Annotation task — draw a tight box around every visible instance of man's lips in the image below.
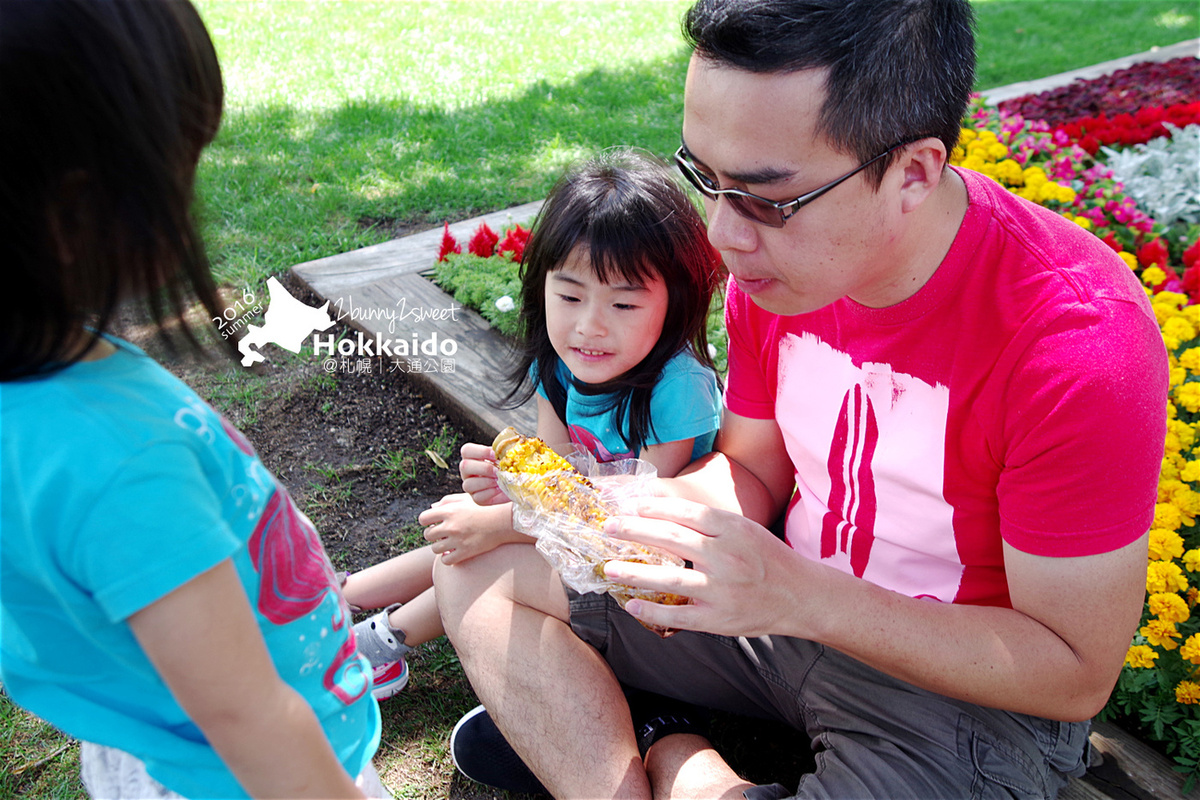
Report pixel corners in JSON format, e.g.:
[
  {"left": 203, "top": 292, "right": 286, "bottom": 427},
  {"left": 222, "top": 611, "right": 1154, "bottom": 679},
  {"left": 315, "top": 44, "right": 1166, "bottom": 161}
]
[{"left": 731, "top": 273, "right": 774, "bottom": 294}]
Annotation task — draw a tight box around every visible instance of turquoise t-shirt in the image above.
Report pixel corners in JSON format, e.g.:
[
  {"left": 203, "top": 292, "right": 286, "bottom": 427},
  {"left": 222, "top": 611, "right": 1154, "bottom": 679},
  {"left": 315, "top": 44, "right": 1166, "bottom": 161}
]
[
  {"left": 536, "top": 350, "right": 721, "bottom": 462},
  {"left": 0, "top": 338, "right": 379, "bottom": 798}
]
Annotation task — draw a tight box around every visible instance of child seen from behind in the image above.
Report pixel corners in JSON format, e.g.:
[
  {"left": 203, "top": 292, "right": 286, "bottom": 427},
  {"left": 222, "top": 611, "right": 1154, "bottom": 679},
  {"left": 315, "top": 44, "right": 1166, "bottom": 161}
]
[{"left": 0, "top": 1, "right": 385, "bottom": 797}]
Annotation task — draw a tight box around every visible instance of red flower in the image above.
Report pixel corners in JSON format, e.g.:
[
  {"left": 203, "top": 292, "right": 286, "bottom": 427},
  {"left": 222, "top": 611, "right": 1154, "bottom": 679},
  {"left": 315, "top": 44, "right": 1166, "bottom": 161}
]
[
  {"left": 468, "top": 222, "right": 499, "bottom": 258},
  {"left": 1137, "top": 238, "right": 1169, "bottom": 269},
  {"left": 1184, "top": 238, "right": 1200, "bottom": 270},
  {"left": 497, "top": 224, "right": 531, "bottom": 262},
  {"left": 1183, "top": 263, "right": 1200, "bottom": 304},
  {"left": 437, "top": 222, "right": 461, "bottom": 262},
  {"left": 1101, "top": 231, "right": 1124, "bottom": 253}
]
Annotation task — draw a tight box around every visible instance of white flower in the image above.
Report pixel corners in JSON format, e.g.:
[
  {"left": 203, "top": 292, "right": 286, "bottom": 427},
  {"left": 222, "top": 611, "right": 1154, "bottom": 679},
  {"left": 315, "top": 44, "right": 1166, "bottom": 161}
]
[
  {"left": 1102, "top": 124, "right": 1200, "bottom": 228},
  {"left": 707, "top": 343, "right": 718, "bottom": 359},
  {"left": 495, "top": 295, "right": 516, "bottom": 312}
]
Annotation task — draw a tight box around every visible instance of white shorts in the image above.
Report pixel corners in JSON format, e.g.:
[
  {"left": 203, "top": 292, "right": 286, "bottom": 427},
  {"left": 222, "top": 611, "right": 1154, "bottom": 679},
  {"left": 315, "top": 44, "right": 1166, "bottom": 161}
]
[{"left": 80, "top": 741, "right": 392, "bottom": 799}]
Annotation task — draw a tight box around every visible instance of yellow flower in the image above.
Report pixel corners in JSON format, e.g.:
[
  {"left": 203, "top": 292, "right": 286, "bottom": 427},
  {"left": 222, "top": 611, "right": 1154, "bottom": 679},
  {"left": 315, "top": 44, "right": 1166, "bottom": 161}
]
[
  {"left": 1154, "top": 502, "right": 1185, "bottom": 531},
  {"left": 1149, "top": 560, "right": 1189, "bottom": 592},
  {"left": 1175, "top": 383, "right": 1200, "bottom": 414},
  {"left": 1185, "top": 549, "right": 1200, "bottom": 572},
  {"left": 1177, "top": 680, "right": 1200, "bottom": 704},
  {"left": 1143, "top": 266, "right": 1169, "bottom": 288},
  {"left": 1181, "top": 348, "right": 1200, "bottom": 375},
  {"left": 1172, "top": 488, "right": 1200, "bottom": 525},
  {"left": 1149, "top": 528, "right": 1186, "bottom": 561},
  {"left": 1149, "top": 591, "right": 1190, "bottom": 624},
  {"left": 1118, "top": 251, "right": 1139, "bottom": 270},
  {"left": 1141, "top": 619, "right": 1182, "bottom": 650},
  {"left": 1072, "top": 215, "right": 1093, "bottom": 231},
  {"left": 1181, "top": 633, "right": 1200, "bottom": 664},
  {"left": 1125, "top": 644, "right": 1159, "bottom": 668},
  {"left": 1164, "top": 317, "right": 1198, "bottom": 351}
]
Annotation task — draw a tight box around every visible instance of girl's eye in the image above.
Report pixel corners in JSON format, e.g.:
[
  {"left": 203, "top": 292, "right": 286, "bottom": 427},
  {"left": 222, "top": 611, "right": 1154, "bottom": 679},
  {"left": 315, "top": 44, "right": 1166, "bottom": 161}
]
[
  {"left": 613, "top": 303, "right": 638, "bottom": 311},
  {"left": 556, "top": 294, "right": 580, "bottom": 303}
]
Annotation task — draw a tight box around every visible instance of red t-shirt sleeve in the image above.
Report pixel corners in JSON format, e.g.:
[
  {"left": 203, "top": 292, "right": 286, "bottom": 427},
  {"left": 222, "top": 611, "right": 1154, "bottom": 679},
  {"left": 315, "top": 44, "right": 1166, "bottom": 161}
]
[{"left": 997, "top": 295, "right": 1167, "bottom": 557}]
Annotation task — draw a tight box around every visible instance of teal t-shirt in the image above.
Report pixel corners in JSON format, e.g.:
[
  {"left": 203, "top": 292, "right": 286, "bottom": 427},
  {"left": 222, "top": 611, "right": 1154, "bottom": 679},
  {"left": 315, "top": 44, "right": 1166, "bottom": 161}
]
[
  {"left": 536, "top": 350, "right": 721, "bottom": 462},
  {"left": 0, "top": 338, "right": 379, "bottom": 798}
]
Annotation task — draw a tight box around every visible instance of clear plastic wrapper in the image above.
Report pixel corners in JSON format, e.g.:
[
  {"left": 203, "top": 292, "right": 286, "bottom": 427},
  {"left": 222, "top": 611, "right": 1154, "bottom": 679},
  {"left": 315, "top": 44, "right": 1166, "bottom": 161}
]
[{"left": 492, "top": 427, "right": 689, "bottom": 637}]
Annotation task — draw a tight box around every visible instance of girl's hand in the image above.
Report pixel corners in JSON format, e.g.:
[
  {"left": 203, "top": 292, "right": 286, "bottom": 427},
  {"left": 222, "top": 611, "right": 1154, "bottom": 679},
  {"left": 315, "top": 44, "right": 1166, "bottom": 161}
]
[
  {"left": 459, "top": 442, "right": 508, "bottom": 506},
  {"left": 419, "top": 493, "right": 527, "bottom": 565}
]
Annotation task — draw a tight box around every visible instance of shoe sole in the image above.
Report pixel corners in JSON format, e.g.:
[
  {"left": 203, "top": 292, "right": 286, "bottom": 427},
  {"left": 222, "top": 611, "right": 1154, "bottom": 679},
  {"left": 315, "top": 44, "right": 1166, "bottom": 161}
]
[{"left": 371, "top": 662, "right": 409, "bottom": 699}]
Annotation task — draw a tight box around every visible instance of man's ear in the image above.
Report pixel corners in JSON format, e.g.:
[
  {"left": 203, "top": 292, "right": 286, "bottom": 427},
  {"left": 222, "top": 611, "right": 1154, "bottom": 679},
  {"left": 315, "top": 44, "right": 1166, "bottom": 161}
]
[{"left": 897, "top": 138, "right": 949, "bottom": 214}]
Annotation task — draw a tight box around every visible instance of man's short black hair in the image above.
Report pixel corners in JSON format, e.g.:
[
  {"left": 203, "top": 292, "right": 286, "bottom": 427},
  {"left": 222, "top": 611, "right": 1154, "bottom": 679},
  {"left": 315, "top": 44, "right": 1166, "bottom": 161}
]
[{"left": 682, "top": 0, "right": 976, "bottom": 183}]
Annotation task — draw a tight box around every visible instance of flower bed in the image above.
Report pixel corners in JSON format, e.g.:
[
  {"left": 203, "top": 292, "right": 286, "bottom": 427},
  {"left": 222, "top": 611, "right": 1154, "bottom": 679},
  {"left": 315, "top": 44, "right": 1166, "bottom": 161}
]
[
  {"left": 966, "top": 64, "right": 1200, "bottom": 788},
  {"left": 431, "top": 55, "right": 1200, "bottom": 788}
]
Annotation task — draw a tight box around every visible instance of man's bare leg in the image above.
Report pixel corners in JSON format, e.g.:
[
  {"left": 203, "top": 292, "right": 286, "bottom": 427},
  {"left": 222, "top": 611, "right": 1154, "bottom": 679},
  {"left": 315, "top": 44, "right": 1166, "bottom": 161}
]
[
  {"left": 644, "top": 734, "right": 754, "bottom": 800},
  {"left": 434, "top": 542, "right": 651, "bottom": 798}
]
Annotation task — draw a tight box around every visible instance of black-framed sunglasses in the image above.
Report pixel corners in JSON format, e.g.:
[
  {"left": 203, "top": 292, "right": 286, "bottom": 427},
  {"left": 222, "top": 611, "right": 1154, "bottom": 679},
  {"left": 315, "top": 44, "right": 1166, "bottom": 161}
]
[{"left": 674, "top": 139, "right": 916, "bottom": 228}]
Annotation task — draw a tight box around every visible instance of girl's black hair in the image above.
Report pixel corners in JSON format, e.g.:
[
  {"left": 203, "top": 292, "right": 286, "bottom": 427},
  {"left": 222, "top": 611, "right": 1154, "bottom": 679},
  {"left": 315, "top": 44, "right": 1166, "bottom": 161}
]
[
  {"left": 0, "top": 0, "right": 229, "bottom": 380},
  {"left": 500, "top": 148, "right": 724, "bottom": 455}
]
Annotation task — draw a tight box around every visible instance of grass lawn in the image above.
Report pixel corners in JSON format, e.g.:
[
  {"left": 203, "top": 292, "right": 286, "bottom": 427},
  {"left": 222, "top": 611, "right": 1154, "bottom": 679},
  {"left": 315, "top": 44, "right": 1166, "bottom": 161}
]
[
  {"left": 192, "top": 0, "right": 1198, "bottom": 290},
  {"left": 2, "top": 1, "right": 1197, "bottom": 797}
]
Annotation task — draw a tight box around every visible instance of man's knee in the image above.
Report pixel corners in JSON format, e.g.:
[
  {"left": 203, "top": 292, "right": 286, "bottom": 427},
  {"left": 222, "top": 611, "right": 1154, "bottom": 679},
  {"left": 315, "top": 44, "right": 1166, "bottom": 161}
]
[{"left": 433, "top": 542, "right": 569, "bottom": 629}]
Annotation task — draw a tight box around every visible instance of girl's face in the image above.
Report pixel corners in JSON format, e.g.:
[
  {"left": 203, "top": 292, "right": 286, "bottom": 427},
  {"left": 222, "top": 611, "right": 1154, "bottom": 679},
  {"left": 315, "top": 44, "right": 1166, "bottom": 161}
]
[{"left": 544, "top": 245, "right": 668, "bottom": 386}]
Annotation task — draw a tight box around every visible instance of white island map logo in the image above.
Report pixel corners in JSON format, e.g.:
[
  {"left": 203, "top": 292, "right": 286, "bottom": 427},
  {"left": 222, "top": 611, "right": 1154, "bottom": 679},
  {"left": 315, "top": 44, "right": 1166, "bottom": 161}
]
[
  {"left": 220, "top": 277, "right": 462, "bottom": 374},
  {"left": 236, "top": 277, "right": 335, "bottom": 366}
]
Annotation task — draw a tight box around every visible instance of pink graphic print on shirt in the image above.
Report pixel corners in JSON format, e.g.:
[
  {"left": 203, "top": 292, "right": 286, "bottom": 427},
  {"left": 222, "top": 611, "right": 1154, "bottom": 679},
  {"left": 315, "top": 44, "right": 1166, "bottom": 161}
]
[
  {"left": 776, "top": 332, "right": 962, "bottom": 601},
  {"left": 820, "top": 384, "right": 877, "bottom": 577},
  {"left": 223, "top": 418, "right": 368, "bottom": 705},
  {"left": 568, "top": 424, "right": 631, "bottom": 462}
]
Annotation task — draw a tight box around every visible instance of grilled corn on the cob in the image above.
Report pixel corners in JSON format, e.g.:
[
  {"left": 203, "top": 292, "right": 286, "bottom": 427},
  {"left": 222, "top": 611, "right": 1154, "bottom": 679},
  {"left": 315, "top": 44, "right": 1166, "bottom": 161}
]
[{"left": 492, "top": 426, "right": 689, "bottom": 636}]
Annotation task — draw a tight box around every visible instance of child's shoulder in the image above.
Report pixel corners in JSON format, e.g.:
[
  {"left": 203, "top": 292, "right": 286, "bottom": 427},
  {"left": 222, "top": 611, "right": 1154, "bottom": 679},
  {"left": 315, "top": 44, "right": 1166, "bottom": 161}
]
[
  {"left": 658, "top": 348, "right": 719, "bottom": 383},
  {"left": 4, "top": 336, "right": 222, "bottom": 454}
]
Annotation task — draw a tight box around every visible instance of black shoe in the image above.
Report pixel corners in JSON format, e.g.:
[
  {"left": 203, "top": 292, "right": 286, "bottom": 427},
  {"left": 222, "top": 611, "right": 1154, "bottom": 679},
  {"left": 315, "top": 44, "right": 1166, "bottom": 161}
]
[
  {"left": 624, "top": 687, "right": 712, "bottom": 758},
  {"left": 450, "top": 705, "right": 548, "bottom": 795}
]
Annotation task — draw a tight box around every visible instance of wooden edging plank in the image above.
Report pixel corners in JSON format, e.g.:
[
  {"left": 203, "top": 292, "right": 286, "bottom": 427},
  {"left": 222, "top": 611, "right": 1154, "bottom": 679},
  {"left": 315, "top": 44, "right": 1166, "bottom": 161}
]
[{"left": 293, "top": 201, "right": 543, "bottom": 297}]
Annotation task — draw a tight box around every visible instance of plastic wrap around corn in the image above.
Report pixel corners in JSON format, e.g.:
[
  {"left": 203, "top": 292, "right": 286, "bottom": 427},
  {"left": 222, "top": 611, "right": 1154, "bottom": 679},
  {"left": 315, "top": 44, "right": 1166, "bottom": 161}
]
[{"left": 492, "top": 426, "right": 689, "bottom": 637}]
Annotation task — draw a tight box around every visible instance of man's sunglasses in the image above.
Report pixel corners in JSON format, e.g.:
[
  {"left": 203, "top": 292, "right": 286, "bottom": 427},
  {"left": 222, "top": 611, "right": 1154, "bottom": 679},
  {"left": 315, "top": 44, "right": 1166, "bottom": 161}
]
[{"left": 674, "top": 140, "right": 916, "bottom": 229}]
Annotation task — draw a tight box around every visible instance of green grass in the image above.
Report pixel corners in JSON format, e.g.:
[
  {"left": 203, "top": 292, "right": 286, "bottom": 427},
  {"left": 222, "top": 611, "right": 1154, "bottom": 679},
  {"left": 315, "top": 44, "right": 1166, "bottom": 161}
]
[
  {"left": 4, "top": 1, "right": 1197, "bottom": 796},
  {"left": 192, "top": 0, "right": 1197, "bottom": 291}
]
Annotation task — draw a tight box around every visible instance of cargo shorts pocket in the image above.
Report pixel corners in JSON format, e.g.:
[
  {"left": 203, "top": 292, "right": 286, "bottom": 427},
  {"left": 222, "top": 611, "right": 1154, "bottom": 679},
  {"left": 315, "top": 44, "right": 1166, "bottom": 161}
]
[{"left": 957, "top": 714, "right": 1048, "bottom": 800}]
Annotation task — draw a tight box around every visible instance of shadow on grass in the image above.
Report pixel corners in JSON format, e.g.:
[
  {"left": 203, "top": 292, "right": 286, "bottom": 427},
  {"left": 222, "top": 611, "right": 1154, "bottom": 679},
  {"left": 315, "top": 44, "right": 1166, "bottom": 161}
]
[{"left": 200, "top": 49, "right": 692, "bottom": 288}]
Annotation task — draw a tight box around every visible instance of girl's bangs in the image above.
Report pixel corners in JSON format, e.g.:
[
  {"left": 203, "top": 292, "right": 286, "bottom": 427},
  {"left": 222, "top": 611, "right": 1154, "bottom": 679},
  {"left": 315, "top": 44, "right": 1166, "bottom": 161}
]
[{"left": 584, "top": 235, "right": 661, "bottom": 288}]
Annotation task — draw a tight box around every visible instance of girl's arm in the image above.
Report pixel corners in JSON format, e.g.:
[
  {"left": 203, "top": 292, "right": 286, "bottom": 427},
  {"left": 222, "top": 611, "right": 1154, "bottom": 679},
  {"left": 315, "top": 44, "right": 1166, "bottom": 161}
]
[
  {"left": 638, "top": 438, "right": 698, "bottom": 479},
  {"left": 128, "top": 559, "right": 368, "bottom": 800}
]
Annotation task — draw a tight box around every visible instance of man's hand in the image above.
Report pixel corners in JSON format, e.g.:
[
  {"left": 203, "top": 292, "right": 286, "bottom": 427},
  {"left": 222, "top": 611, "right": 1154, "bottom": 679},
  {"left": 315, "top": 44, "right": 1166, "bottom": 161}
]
[{"left": 601, "top": 496, "right": 804, "bottom": 637}]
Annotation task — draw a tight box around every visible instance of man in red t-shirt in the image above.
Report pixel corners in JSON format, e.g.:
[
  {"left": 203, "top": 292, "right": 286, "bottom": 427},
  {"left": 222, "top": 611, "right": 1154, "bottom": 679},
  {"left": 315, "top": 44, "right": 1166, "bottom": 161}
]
[{"left": 437, "top": 1, "right": 1168, "bottom": 797}]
